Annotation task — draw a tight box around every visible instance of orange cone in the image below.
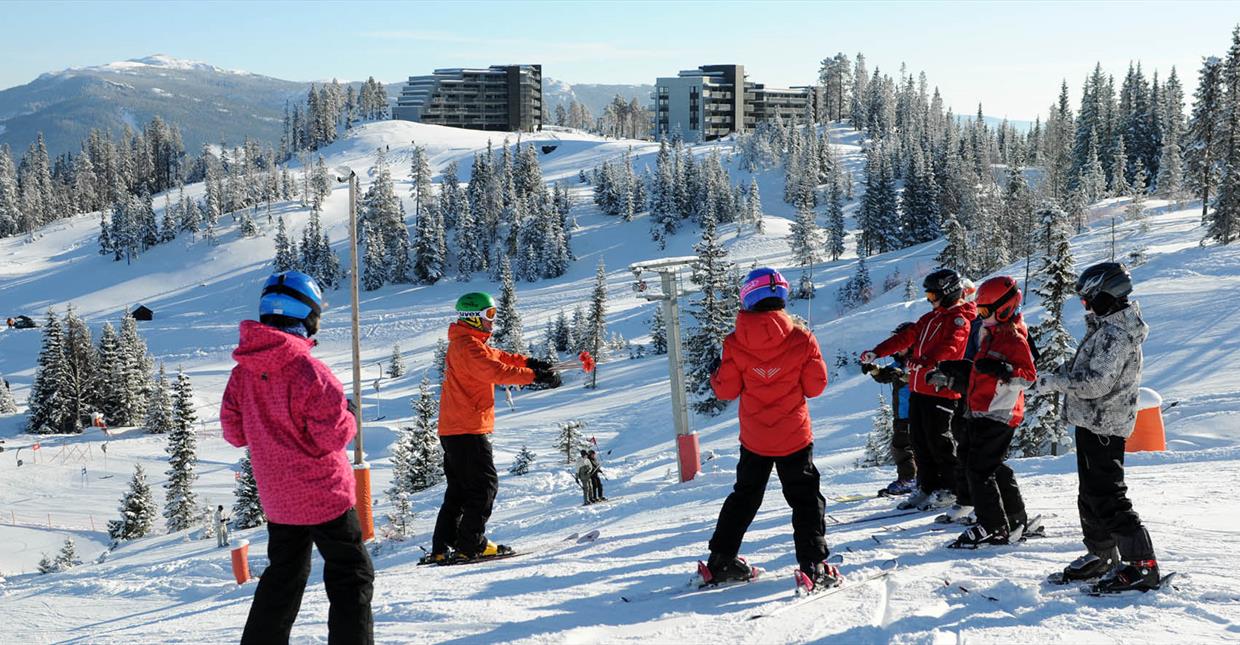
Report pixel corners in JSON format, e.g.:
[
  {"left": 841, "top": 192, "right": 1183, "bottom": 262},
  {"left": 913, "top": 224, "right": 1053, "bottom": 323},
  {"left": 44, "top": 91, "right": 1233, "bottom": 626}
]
[{"left": 1127, "top": 387, "right": 1166, "bottom": 453}]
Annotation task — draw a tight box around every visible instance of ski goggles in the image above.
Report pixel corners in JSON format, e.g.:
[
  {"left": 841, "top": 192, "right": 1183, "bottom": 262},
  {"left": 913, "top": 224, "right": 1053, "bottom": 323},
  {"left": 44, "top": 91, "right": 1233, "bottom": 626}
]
[
  {"left": 458, "top": 307, "right": 498, "bottom": 322},
  {"left": 924, "top": 290, "right": 941, "bottom": 303}
]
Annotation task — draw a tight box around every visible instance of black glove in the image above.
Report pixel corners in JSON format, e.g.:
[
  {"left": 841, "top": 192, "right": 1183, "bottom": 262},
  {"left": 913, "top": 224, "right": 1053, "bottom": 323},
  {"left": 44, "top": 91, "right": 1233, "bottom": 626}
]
[
  {"left": 707, "top": 355, "right": 722, "bottom": 375},
  {"left": 526, "top": 357, "right": 553, "bottom": 372},
  {"left": 532, "top": 366, "right": 562, "bottom": 389},
  {"left": 974, "top": 358, "right": 1014, "bottom": 380},
  {"left": 937, "top": 359, "right": 974, "bottom": 382},
  {"left": 346, "top": 397, "right": 359, "bottom": 417}
]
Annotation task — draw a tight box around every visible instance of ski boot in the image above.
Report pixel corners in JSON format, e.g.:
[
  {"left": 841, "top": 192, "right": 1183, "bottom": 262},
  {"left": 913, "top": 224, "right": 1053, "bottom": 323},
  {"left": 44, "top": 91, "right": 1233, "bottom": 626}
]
[
  {"left": 920, "top": 489, "right": 956, "bottom": 511},
  {"left": 1009, "top": 514, "right": 1044, "bottom": 540},
  {"left": 794, "top": 559, "right": 843, "bottom": 595},
  {"left": 417, "top": 551, "right": 452, "bottom": 566},
  {"left": 453, "top": 539, "right": 514, "bottom": 563},
  {"left": 1047, "top": 546, "right": 1119, "bottom": 585},
  {"left": 947, "top": 524, "right": 1010, "bottom": 549},
  {"left": 935, "top": 503, "right": 974, "bottom": 524},
  {"left": 1088, "top": 559, "right": 1161, "bottom": 594},
  {"left": 698, "top": 553, "right": 759, "bottom": 587},
  {"left": 879, "top": 478, "right": 916, "bottom": 497},
  {"left": 896, "top": 489, "right": 931, "bottom": 510}
]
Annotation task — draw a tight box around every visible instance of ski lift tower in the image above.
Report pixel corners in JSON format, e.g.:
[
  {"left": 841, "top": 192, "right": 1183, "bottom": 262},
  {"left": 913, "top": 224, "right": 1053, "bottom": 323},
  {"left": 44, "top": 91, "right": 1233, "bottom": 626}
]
[{"left": 629, "top": 256, "right": 699, "bottom": 483}]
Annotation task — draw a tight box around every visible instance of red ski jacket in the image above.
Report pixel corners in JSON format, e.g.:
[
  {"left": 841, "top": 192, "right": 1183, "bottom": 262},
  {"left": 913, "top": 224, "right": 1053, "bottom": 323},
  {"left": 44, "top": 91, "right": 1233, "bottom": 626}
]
[
  {"left": 711, "top": 310, "right": 828, "bottom": 458},
  {"left": 967, "top": 315, "right": 1037, "bottom": 427},
  {"left": 221, "top": 321, "right": 356, "bottom": 526},
  {"left": 873, "top": 301, "right": 976, "bottom": 399},
  {"left": 438, "top": 322, "right": 534, "bottom": 437}
]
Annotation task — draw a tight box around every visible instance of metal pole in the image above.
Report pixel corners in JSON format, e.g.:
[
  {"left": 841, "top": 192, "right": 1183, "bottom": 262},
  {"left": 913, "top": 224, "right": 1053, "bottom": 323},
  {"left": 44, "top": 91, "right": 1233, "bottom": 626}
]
[
  {"left": 347, "top": 174, "right": 364, "bottom": 464},
  {"left": 662, "top": 269, "right": 697, "bottom": 482}
]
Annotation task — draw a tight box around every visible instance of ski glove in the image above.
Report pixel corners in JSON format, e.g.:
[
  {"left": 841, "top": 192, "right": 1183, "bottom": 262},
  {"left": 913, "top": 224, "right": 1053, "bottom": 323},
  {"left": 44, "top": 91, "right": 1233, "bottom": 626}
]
[
  {"left": 346, "top": 397, "right": 359, "bottom": 418},
  {"left": 974, "top": 358, "right": 1014, "bottom": 380},
  {"left": 532, "top": 366, "right": 562, "bottom": 389},
  {"left": 859, "top": 350, "right": 878, "bottom": 364},
  {"left": 926, "top": 369, "right": 952, "bottom": 390},
  {"left": 526, "top": 357, "right": 554, "bottom": 372},
  {"left": 707, "top": 355, "right": 722, "bottom": 375}
]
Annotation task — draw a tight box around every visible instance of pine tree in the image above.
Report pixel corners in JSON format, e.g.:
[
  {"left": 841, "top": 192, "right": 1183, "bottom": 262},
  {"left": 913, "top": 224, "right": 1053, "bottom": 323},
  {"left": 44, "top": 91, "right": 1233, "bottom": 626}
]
[
  {"left": 491, "top": 255, "right": 527, "bottom": 354},
  {"left": 0, "top": 377, "right": 16, "bottom": 414},
  {"left": 108, "top": 464, "right": 156, "bottom": 542},
  {"left": 584, "top": 259, "right": 608, "bottom": 389},
  {"left": 231, "top": 449, "right": 265, "bottom": 529},
  {"left": 413, "top": 197, "right": 447, "bottom": 284},
  {"left": 509, "top": 445, "right": 536, "bottom": 475},
  {"left": 649, "top": 305, "right": 668, "bottom": 355},
  {"left": 388, "top": 344, "right": 406, "bottom": 378},
  {"left": 239, "top": 212, "right": 259, "bottom": 238},
  {"left": 26, "top": 309, "right": 70, "bottom": 434},
  {"left": 858, "top": 393, "right": 894, "bottom": 467},
  {"left": 826, "top": 181, "right": 845, "bottom": 261},
  {"left": 164, "top": 368, "right": 199, "bottom": 532},
  {"left": 388, "top": 377, "right": 444, "bottom": 535},
  {"left": 1021, "top": 205, "right": 1075, "bottom": 457},
  {"left": 837, "top": 257, "right": 874, "bottom": 312},
  {"left": 38, "top": 552, "right": 59, "bottom": 575},
  {"left": 54, "top": 536, "right": 81, "bottom": 570},
  {"left": 1209, "top": 26, "right": 1240, "bottom": 245},
  {"left": 61, "top": 306, "right": 97, "bottom": 433},
  {"left": 685, "top": 209, "right": 736, "bottom": 415},
  {"left": 555, "top": 419, "right": 586, "bottom": 464},
  {"left": 115, "top": 314, "right": 152, "bottom": 426},
  {"left": 1186, "top": 56, "right": 1226, "bottom": 224},
  {"left": 273, "top": 216, "right": 297, "bottom": 271},
  {"left": 553, "top": 309, "right": 572, "bottom": 352},
  {"left": 143, "top": 363, "right": 175, "bottom": 434},
  {"left": 937, "top": 215, "right": 969, "bottom": 275},
  {"left": 789, "top": 200, "right": 822, "bottom": 271},
  {"left": 361, "top": 220, "right": 387, "bottom": 291},
  {"left": 433, "top": 337, "right": 449, "bottom": 381}
]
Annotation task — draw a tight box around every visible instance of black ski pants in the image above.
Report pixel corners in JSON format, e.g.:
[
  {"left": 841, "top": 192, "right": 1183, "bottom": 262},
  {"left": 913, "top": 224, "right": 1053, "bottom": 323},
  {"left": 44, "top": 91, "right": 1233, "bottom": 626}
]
[
  {"left": 708, "top": 443, "right": 828, "bottom": 568},
  {"left": 1075, "top": 427, "right": 1156, "bottom": 561},
  {"left": 892, "top": 418, "right": 916, "bottom": 481},
  {"left": 242, "top": 507, "right": 374, "bottom": 645},
  {"left": 433, "top": 433, "right": 498, "bottom": 555},
  {"left": 907, "top": 392, "right": 959, "bottom": 495},
  {"left": 963, "top": 417, "right": 1026, "bottom": 532},
  {"left": 590, "top": 472, "right": 604, "bottom": 500},
  {"left": 952, "top": 398, "right": 972, "bottom": 505}
]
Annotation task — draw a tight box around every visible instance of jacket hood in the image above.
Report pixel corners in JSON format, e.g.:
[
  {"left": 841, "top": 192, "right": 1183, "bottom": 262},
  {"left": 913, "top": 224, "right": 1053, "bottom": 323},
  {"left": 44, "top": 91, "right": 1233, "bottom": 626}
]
[
  {"left": 732, "top": 310, "right": 798, "bottom": 353},
  {"left": 1102, "top": 300, "right": 1149, "bottom": 344},
  {"left": 232, "top": 320, "right": 315, "bottom": 372}
]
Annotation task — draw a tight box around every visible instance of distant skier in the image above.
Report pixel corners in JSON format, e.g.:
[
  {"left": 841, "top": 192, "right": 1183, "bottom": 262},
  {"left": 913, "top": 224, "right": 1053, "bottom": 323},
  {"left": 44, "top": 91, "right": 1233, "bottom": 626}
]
[
  {"left": 1036, "top": 262, "right": 1161, "bottom": 593},
  {"left": 215, "top": 504, "right": 230, "bottom": 548},
  {"left": 861, "top": 269, "right": 975, "bottom": 512},
  {"left": 220, "top": 270, "right": 374, "bottom": 644},
  {"left": 701, "top": 268, "right": 837, "bottom": 591},
  {"left": 940, "top": 276, "right": 1035, "bottom": 548},
  {"left": 587, "top": 449, "right": 606, "bottom": 502},
  {"left": 575, "top": 449, "right": 596, "bottom": 505},
  {"left": 863, "top": 323, "right": 916, "bottom": 497},
  {"left": 425, "top": 292, "right": 562, "bottom": 564}
]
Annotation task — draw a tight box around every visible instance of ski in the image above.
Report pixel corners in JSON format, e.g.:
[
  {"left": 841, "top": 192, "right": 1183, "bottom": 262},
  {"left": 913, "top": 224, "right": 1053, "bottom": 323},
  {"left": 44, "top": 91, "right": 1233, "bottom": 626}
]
[
  {"left": 829, "top": 493, "right": 872, "bottom": 503},
  {"left": 1082, "top": 572, "right": 1178, "bottom": 596},
  {"left": 693, "top": 557, "right": 762, "bottom": 590},
  {"left": 827, "top": 509, "right": 927, "bottom": 527},
  {"left": 417, "top": 528, "right": 600, "bottom": 566},
  {"left": 747, "top": 558, "right": 899, "bottom": 620}
]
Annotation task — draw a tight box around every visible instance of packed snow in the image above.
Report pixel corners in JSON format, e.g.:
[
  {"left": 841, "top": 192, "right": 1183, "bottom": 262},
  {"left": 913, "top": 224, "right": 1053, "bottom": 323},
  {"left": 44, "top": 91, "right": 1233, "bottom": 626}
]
[{"left": 1, "top": 120, "right": 1238, "bottom": 643}]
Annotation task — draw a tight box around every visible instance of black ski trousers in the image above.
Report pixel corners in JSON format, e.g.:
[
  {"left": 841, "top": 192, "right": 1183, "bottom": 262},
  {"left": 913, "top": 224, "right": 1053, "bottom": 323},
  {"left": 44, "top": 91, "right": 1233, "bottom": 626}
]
[
  {"left": 908, "top": 392, "right": 959, "bottom": 495},
  {"left": 708, "top": 443, "right": 828, "bottom": 568},
  {"left": 963, "top": 417, "right": 1026, "bottom": 532},
  {"left": 242, "top": 507, "right": 374, "bottom": 645},
  {"left": 1075, "top": 427, "right": 1156, "bottom": 561},
  {"left": 952, "top": 398, "right": 972, "bottom": 505},
  {"left": 892, "top": 418, "right": 916, "bottom": 481},
  {"left": 433, "top": 433, "right": 498, "bottom": 555},
  {"left": 590, "top": 472, "right": 604, "bottom": 500}
]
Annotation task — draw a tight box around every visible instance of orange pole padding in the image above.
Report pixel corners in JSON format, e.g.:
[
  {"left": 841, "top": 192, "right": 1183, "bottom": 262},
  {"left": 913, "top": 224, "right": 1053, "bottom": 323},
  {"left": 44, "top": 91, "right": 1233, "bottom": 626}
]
[
  {"left": 353, "top": 463, "right": 374, "bottom": 542},
  {"left": 676, "top": 433, "right": 701, "bottom": 483},
  {"left": 231, "top": 540, "right": 252, "bottom": 584},
  {"left": 1127, "top": 387, "right": 1167, "bottom": 453}
]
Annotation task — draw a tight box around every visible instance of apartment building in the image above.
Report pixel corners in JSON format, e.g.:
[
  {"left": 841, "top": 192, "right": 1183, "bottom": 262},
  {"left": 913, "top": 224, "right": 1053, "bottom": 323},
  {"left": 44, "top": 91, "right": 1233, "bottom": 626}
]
[
  {"left": 392, "top": 64, "right": 542, "bottom": 132},
  {"left": 653, "top": 64, "right": 811, "bottom": 142}
]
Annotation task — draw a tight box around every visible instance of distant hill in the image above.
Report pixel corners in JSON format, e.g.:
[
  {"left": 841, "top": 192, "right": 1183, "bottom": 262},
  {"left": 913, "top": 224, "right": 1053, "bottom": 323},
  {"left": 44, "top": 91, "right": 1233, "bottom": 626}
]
[
  {"left": 0, "top": 55, "right": 334, "bottom": 156},
  {"left": 543, "top": 78, "right": 653, "bottom": 119}
]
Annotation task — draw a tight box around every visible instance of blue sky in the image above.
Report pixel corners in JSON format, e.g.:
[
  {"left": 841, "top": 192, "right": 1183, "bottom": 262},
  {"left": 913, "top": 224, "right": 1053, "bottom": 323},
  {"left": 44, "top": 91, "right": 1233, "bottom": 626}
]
[{"left": 1, "top": 1, "right": 1233, "bottom": 120}]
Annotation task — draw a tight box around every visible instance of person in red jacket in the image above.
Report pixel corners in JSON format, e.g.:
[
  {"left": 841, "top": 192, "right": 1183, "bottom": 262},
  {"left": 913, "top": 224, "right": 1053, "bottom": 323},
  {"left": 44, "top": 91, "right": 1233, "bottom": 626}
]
[
  {"left": 426, "top": 292, "right": 561, "bottom": 565},
  {"left": 220, "top": 270, "right": 373, "bottom": 645},
  {"left": 861, "top": 268, "right": 975, "bottom": 512},
  {"left": 700, "top": 268, "right": 837, "bottom": 592},
  {"left": 940, "top": 276, "right": 1036, "bottom": 549}
]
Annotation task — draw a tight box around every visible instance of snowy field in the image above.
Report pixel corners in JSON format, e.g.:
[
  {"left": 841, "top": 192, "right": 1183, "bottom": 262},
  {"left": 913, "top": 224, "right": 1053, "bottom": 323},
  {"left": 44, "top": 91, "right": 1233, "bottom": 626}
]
[{"left": 1, "top": 121, "right": 1238, "bottom": 643}]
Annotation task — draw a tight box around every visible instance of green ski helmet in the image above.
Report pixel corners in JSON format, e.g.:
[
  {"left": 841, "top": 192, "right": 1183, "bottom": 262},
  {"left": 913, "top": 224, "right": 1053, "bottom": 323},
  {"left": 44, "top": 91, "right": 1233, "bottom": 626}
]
[{"left": 455, "top": 292, "right": 497, "bottom": 330}]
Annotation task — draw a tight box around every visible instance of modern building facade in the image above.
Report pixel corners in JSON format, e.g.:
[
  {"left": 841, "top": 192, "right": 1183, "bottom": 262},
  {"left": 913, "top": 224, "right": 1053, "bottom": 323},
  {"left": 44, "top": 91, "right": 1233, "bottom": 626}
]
[
  {"left": 652, "top": 65, "right": 812, "bottom": 142},
  {"left": 392, "top": 64, "right": 542, "bottom": 132}
]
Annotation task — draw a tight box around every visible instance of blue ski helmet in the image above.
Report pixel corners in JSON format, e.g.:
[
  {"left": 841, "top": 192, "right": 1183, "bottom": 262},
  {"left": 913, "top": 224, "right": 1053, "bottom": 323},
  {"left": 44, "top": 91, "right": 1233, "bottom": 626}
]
[
  {"left": 259, "top": 271, "right": 324, "bottom": 321},
  {"left": 740, "top": 268, "right": 790, "bottom": 311}
]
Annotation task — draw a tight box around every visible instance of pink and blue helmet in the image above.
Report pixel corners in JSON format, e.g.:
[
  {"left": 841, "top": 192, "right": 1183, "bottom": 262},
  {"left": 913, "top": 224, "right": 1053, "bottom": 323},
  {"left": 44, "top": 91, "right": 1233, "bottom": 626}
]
[{"left": 740, "top": 268, "right": 790, "bottom": 311}]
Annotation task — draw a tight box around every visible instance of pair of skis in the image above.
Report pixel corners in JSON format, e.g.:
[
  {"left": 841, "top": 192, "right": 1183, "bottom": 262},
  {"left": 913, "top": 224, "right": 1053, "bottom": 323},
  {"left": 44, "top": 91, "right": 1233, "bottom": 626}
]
[{"left": 417, "top": 529, "right": 600, "bottom": 567}]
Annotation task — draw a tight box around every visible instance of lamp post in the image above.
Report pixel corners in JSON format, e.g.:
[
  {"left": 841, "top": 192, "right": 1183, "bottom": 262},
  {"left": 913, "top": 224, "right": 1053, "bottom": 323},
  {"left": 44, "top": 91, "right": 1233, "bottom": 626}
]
[{"left": 336, "top": 165, "right": 373, "bottom": 541}]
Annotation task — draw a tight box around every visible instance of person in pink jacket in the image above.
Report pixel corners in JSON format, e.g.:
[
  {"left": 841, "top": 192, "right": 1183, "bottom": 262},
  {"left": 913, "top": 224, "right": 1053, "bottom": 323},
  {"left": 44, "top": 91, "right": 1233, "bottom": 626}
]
[{"left": 221, "top": 271, "right": 374, "bottom": 645}]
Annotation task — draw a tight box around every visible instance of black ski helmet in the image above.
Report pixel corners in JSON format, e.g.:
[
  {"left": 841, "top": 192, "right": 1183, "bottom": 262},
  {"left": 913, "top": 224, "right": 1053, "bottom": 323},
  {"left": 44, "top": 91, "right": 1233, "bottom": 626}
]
[
  {"left": 1076, "top": 262, "right": 1132, "bottom": 315},
  {"left": 922, "top": 268, "right": 963, "bottom": 303}
]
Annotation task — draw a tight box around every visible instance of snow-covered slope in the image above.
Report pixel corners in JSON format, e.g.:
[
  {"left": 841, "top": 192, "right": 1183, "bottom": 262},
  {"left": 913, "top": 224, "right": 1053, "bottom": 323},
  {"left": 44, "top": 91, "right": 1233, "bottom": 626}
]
[{"left": 1, "top": 121, "right": 1238, "bottom": 643}]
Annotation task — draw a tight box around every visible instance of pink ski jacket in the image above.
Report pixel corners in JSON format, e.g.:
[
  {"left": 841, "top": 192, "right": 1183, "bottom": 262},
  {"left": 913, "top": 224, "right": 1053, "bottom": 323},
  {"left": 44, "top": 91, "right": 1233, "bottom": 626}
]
[{"left": 221, "top": 321, "right": 356, "bottom": 525}]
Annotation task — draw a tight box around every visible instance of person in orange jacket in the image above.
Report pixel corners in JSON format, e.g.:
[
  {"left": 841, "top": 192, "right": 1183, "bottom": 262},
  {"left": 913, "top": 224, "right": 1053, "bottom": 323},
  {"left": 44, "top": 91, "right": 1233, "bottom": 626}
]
[{"left": 425, "top": 292, "right": 561, "bottom": 564}]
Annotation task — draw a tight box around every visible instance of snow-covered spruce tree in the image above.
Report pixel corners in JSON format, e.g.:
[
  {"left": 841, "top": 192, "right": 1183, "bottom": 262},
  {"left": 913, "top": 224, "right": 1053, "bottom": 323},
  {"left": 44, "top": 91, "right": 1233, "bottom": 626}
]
[
  {"left": 361, "top": 220, "right": 387, "bottom": 291},
  {"left": 54, "top": 536, "right": 81, "bottom": 570},
  {"left": 37, "top": 552, "right": 59, "bottom": 574},
  {"left": 0, "top": 376, "right": 16, "bottom": 414},
  {"left": 649, "top": 305, "right": 668, "bottom": 355},
  {"left": 388, "top": 344, "right": 406, "bottom": 378},
  {"left": 584, "top": 259, "right": 608, "bottom": 389},
  {"left": 61, "top": 306, "right": 97, "bottom": 433},
  {"left": 685, "top": 209, "right": 736, "bottom": 415},
  {"left": 1021, "top": 205, "right": 1076, "bottom": 457},
  {"left": 433, "top": 337, "right": 449, "bottom": 382},
  {"left": 409, "top": 144, "right": 433, "bottom": 221},
  {"left": 555, "top": 419, "right": 586, "bottom": 464},
  {"left": 1186, "top": 56, "right": 1225, "bottom": 227},
  {"left": 26, "top": 309, "right": 70, "bottom": 434},
  {"left": 491, "top": 255, "right": 527, "bottom": 354},
  {"left": 232, "top": 449, "right": 265, "bottom": 529},
  {"left": 108, "top": 464, "right": 156, "bottom": 542},
  {"left": 509, "top": 445, "right": 536, "bottom": 475},
  {"left": 388, "top": 377, "right": 444, "bottom": 535},
  {"left": 789, "top": 200, "right": 822, "bottom": 288},
  {"left": 825, "top": 181, "right": 845, "bottom": 261},
  {"left": 164, "top": 368, "right": 200, "bottom": 532},
  {"left": 936, "top": 215, "right": 969, "bottom": 275},
  {"left": 858, "top": 393, "right": 894, "bottom": 467},
  {"left": 273, "top": 216, "right": 297, "bottom": 271},
  {"left": 837, "top": 257, "right": 874, "bottom": 312},
  {"left": 143, "top": 363, "right": 175, "bottom": 434},
  {"left": 239, "top": 212, "right": 259, "bottom": 238},
  {"left": 413, "top": 196, "right": 447, "bottom": 284},
  {"left": 116, "top": 314, "right": 152, "bottom": 427},
  {"left": 552, "top": 309, "right": 572, "bottom": 352}
]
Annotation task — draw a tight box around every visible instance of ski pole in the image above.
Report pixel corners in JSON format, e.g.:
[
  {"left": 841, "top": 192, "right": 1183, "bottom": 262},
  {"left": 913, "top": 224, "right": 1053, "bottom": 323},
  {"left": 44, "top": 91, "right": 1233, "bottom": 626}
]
[{"left": 552, "top": 351, "right": 596, "bottom": 373}]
